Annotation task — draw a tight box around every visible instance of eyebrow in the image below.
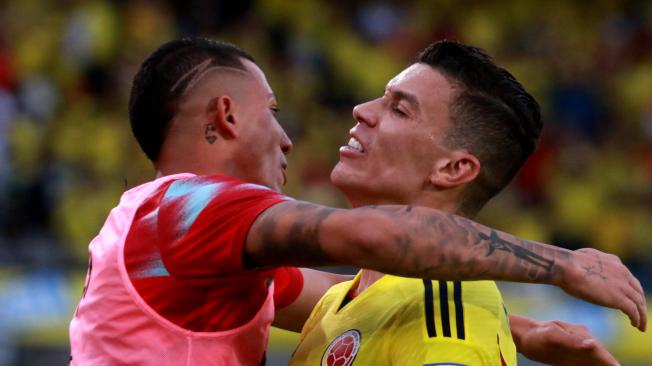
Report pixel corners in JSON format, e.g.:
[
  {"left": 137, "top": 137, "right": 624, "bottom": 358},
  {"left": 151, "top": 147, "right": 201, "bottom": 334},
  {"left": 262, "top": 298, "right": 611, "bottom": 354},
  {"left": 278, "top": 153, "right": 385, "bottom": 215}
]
[{"left": 389, "top": 89, "right": 420, "bottom": 112}]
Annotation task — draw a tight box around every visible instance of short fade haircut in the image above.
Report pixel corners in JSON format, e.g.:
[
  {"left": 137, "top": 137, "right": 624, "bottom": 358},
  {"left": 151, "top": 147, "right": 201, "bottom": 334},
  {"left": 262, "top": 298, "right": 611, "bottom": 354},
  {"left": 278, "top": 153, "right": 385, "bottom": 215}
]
[
  {"left": 129, "top": 37, "right": 254, "bottom": 161},
  {"left": 417, "top": 40, "right": 542, "bottom": 216}
]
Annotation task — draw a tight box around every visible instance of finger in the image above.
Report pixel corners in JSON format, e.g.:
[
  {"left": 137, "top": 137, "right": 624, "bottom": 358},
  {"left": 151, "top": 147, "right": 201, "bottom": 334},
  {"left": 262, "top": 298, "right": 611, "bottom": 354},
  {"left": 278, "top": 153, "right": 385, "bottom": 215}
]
[
  {"left": 618, "top": 295, "right": 640, "bottom": 330},
  {"left": 547, "top": 324, "right": 592, "bottom": 349},
  {"left": 581, "top": 338, "right": 596, "bottom": 348},
  {"left": 640, "top": 297, "right": 647, "bottom": 332},
  {"left": 589, "top": 340, "right": 620, "bottom": 366},
  {"left": 635, "top": 291, "right": 647, "bottom": 332},
  {"left": 623, "top": 283, "right": 646, "bottom": 331},
  {"left": 554, "top": 323, "right": 595, "bottom": 349},
  {"left": 629, "top": 274, "right": 644, "bottom": 298},
  {"left": 637, "top": 295, "right": 647, "bottom": 332},
  {"left": 629, "top": 277, "right": 647, "bottom": 331}
]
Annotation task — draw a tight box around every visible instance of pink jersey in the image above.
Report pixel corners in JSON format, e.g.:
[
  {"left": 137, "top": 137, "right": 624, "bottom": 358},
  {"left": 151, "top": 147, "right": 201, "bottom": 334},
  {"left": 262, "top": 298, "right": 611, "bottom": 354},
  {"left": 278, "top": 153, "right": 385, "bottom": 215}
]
[{"left": 69, "top": 173, "right": 294, "bottom": 365}]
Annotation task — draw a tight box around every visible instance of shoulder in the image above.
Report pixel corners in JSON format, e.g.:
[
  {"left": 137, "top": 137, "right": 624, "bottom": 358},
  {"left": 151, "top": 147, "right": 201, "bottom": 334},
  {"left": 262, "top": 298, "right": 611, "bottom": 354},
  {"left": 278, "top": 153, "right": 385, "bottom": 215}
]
[
  {"left": 377, "top": 276, "right": 434, "bottom": 310},
  {"left": 160, "top": 174, "right": 290, "bottom": 210}
]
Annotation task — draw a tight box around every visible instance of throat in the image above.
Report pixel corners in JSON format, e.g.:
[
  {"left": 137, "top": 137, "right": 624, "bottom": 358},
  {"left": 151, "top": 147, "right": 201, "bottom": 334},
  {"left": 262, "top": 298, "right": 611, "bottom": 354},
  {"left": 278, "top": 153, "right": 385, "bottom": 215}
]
[
  {"left": 338, "top": 269, "right": 384, "bottom": 311},
  {"left": 351, "top": 269, "right": 385, "bottom": 296}
]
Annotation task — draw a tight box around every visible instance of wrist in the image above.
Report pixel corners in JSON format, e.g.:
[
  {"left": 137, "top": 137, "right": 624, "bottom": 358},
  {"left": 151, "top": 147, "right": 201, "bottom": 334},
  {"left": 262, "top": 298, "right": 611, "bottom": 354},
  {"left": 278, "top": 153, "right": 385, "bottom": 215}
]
[{"left": 550, "top": 248, "right": 574, "bottom": 288}]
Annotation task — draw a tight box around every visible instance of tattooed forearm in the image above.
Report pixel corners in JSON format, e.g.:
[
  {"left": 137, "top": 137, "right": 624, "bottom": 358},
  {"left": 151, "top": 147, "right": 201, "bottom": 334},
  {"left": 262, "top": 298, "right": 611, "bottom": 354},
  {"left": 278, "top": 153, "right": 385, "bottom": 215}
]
[
  {"left": 251, "top": 201, "right": 569, "bottom": 284},
  {"left": 479, "top": 230, "right": 554, "bottom": 272},
  {"left": 354, "top": 205, "right": 564, "bottom": 282}
]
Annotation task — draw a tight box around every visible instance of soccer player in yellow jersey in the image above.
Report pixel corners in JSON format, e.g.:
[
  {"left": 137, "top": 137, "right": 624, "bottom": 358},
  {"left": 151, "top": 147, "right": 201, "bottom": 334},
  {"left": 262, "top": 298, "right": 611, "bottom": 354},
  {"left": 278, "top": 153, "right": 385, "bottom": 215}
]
[{"left": 290, "top": 41, "right": 623, "bottom": 366}]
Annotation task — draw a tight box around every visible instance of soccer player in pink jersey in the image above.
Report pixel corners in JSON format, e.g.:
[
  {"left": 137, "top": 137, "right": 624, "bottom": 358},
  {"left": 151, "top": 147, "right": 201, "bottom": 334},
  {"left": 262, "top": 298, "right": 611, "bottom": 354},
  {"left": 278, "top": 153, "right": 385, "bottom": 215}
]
[{"left": 69, "top": 38, "right": 646, "bottom": 365}]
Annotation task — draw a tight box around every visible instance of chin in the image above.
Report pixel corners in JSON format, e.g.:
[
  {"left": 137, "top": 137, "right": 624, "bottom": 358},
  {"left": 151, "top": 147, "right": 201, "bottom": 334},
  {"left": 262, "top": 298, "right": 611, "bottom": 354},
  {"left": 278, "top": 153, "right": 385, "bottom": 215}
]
[
  {"left": 330, "top": 164, "right": 363, "bottom": 195},
  {"left": 329, "top": 163, "right": 347, "bottom": 188}
]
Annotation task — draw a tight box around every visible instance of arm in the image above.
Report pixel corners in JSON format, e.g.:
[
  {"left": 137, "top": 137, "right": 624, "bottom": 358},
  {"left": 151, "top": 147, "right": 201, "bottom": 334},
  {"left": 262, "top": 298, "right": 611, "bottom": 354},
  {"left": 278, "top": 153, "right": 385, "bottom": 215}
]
[
  {"left": 510, "top": 315, "right": 619, "bottom": 366},
  {"left": 273, "top": 268, "right": 352, "bottom": 332},
  {"left": 246, "top": 201, "right": 646, "bottom": 330}
]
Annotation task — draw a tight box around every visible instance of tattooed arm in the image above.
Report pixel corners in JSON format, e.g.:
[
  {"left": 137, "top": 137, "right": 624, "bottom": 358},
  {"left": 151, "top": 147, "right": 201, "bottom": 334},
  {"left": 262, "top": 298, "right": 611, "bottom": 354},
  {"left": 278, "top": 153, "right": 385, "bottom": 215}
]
[{"left": 246, "top": 201, "right": 647, "bottom": 331}]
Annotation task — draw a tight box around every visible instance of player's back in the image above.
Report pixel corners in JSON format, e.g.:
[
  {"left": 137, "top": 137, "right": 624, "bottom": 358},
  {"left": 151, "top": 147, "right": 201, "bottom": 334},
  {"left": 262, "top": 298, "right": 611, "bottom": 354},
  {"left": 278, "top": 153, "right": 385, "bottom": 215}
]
[{"left": 290, "top": 274, "right": 516, "bottom": 366}]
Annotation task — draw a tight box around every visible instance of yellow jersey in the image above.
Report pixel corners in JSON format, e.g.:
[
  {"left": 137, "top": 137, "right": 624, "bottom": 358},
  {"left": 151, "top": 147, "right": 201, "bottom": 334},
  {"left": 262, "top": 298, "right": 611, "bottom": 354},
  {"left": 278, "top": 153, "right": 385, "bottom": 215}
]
[{"left": 290, "top": 273, "right": 516, "bottom": 366}]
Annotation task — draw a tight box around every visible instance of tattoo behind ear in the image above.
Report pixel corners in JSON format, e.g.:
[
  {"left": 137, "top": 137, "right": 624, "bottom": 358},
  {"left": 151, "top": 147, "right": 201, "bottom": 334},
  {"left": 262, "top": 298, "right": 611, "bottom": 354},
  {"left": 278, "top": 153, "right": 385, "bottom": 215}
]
[{"left": 204, "top": 123, "right": 217, "bottom": 144}]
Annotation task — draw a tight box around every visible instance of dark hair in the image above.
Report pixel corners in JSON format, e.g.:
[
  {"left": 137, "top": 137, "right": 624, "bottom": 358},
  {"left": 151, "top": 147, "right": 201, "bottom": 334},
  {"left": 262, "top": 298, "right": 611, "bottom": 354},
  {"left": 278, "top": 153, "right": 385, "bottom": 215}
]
[
  {"left": 129, "top": 37, "right": 254, "bottom": 161},
  {"left": 416, "top": 40, "right": 542, "bottom": 216}
]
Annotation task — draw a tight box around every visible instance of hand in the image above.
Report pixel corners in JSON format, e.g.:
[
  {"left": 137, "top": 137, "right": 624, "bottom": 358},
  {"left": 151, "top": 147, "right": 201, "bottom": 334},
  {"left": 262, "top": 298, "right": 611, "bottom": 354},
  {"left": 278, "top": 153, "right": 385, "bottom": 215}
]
[
  {"left": 512, "top": 316, "right": 619, "bottom": 366},
  {"left": 557, "top": 248, "right": 647, "bottom": 331}
]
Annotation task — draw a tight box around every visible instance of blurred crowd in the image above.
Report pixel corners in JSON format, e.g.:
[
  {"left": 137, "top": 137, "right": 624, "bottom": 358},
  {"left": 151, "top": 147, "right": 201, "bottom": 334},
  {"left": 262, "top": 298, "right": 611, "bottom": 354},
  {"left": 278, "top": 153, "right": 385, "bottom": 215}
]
[{"left": 0, "top": 0, "right": 651, "bottom": 363}]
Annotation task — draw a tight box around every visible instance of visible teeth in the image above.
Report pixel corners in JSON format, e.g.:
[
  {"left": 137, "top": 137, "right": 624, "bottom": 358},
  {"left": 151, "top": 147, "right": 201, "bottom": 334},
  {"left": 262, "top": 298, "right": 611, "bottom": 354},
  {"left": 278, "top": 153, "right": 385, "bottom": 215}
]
[{"left": 347, "top": 137, "right": 364, "bottom": 152}]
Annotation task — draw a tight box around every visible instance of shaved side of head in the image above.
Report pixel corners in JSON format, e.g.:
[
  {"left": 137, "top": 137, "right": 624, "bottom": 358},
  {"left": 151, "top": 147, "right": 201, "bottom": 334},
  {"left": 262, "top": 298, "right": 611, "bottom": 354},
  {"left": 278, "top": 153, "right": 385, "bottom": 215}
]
[
  {"left": 129, "top": 37, "right": 255, "bottom": 162},
  {"left": 169, "top": 63, "right": 258, "bottom": 131}
]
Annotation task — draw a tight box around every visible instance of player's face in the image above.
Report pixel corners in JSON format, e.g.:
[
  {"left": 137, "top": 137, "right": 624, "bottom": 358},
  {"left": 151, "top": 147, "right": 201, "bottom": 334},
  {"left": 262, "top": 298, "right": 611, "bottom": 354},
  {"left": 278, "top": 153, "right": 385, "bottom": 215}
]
[
  {"left": 331, "top": 63, "right": 456, "bottom": 205},
  {"left": 233, "top": 60, "right": 292, "bottom": 192}
]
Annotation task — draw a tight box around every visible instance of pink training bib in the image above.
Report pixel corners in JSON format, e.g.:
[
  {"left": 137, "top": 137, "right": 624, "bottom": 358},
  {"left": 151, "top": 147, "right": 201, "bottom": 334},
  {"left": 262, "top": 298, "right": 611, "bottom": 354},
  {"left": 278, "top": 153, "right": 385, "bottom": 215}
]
[{"left": 69, "top": 174, "right": 274, "bottom": 365}]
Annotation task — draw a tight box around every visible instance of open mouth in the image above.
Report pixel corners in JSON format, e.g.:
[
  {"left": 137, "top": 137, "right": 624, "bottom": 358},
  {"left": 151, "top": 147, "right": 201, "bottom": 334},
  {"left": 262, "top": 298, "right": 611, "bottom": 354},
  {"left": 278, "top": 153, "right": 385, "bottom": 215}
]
[{"left": 346, "top": 136, "right": 364, "bottom": 152}]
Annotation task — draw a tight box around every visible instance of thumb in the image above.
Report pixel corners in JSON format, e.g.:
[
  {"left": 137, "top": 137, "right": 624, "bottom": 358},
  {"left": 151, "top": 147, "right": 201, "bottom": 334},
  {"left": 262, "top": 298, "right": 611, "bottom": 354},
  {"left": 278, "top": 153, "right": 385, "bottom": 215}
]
[
  {"left": 549, "top": 326, "right": 593, "bottom": 349},
  {"left": 580, "top": 338, "right": 596, "bottom": 348}
]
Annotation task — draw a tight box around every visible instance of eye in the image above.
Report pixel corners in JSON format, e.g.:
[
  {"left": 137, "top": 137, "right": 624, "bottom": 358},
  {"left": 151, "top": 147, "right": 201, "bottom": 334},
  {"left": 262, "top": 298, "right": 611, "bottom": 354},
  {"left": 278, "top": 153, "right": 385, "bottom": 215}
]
[
  {"left": 391, "top": 104, "right": 407, "bottom": 118},
  {"left": 270, "top": 106, "right": 280, "bottom": 116}
]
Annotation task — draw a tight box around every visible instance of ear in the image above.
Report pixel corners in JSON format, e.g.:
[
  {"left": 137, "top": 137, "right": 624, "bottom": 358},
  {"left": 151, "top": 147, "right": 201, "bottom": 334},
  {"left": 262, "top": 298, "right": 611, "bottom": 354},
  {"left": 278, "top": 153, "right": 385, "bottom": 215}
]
[
  {"left": 207, "top": 95, "right": 238, "bottom": 139},
  {"left": 429, "top": 151, "right": 480, "bottom": 189}
]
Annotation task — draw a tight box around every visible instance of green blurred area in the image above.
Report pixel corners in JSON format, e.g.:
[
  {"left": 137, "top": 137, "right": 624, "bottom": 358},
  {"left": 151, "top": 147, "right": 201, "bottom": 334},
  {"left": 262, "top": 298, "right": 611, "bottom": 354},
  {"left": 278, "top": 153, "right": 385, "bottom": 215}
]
[{"left": 0, "top": 0, "right": 651, "bottom": 364}]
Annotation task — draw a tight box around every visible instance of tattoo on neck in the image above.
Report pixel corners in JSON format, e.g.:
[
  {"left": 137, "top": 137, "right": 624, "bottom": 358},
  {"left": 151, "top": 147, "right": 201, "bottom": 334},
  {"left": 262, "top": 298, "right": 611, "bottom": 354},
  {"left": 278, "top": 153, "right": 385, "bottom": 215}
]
[
  {"left": 204, "top": 123, "right": 217, "bottom": 144},
  {"left": 480, "top": 230, "right": 554, "bottom": 272}
]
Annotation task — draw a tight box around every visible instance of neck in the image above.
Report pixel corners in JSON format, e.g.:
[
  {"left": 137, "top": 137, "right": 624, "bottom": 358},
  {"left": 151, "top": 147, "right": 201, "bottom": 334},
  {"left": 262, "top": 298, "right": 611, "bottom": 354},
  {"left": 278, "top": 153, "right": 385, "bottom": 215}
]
[
  {"left": 348, "top": 192, "right": 460, "bottom": 211},
  {"left": 155, "top": 138, "right": 235, "bottom": 179},
  {"left": 351, "top": 269, "right": 385, "bottom": 296},
  {"left": 154, "top": 159, "right": 217, "bottom": 178}
]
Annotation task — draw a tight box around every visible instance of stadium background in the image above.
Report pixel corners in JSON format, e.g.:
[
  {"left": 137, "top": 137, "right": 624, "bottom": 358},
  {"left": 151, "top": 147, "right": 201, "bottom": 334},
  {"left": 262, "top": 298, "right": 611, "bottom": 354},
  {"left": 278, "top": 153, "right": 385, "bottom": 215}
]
[{"left": 0, "top": 0, "right": 651, "bottom": 365}]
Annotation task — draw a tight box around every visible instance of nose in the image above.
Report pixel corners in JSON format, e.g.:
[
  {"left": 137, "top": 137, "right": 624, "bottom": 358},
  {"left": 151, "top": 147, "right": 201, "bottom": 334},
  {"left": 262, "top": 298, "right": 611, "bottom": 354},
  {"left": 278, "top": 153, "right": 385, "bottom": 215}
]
[
  {"left": 281, "top": 131, "right": 292, "bottom": 155},
  {"left": 352, "top": 100, "right": 377, "bottom": 127}
]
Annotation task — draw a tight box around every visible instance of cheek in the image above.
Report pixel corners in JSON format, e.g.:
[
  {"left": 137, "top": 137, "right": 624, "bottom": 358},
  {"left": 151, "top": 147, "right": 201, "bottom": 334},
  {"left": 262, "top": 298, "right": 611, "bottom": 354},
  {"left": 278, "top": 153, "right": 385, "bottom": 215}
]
[
  {"left": 379, "top": 135, "right": 433, "bottom": 176},
  {"left": 255, "top": 119, "right": 282, "bottom": 173},
  {"left": 375, "top": 133, "right": 413, "bottom": 165}
]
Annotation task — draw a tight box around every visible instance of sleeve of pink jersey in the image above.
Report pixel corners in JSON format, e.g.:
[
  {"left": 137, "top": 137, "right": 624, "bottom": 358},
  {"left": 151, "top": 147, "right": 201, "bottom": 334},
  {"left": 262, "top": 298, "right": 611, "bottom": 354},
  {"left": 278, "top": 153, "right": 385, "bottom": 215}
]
[
  {"left": 273, "top": 267, "right": 304, "bottom": 309},
  {"left": 157, "top": 177, "right": 290, "bottom": 279}
]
